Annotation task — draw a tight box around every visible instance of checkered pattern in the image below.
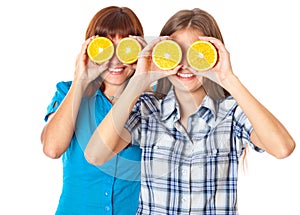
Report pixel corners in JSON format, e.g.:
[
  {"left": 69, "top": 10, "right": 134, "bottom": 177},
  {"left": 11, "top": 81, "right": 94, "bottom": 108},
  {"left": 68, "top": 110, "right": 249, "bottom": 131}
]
[{"left": 126, "top": 88, "right": 263, "bottom": 215}]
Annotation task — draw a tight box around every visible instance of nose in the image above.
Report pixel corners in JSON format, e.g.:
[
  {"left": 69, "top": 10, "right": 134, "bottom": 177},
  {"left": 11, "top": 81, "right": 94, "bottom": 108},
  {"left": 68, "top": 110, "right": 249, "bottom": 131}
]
[
  {"left": 109, "top": 49, "right": 122, "bottom": 67},
  {"left": 109, "top": 35, "right": 123, "bottom": 65},
  {"left": 111, "top": 52, "right": 119, "bottom": 63},
  {"left": 180, "top": 48, "right": 189, "bottom": 67}
]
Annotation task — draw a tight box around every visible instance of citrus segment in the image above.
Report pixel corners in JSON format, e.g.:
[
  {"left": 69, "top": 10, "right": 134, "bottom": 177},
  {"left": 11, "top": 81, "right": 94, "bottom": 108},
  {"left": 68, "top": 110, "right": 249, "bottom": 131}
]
[
  {"left": 116, "top": 37, "right": 141, "bottom": 64},
  {"left": 152, "top": 40, "right": 182, "bottom": 70},
  {"left": 187, "top": 40, "right": 218, "bottom": 72},
  {"left": 87, "top": 37, "right": 114, "bottom": 64}
]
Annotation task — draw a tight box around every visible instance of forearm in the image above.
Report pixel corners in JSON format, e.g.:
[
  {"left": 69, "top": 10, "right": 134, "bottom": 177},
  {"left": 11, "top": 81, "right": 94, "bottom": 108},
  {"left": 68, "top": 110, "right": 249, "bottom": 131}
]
[
  {"left": 85, "top": 75, "right": 145, "bottom": 165},
  {"left": 41, "top": 80, "right": 86, "bottom": 158},
  {"left": 223, "top": 74, "right": 295, "bottom": 158}
]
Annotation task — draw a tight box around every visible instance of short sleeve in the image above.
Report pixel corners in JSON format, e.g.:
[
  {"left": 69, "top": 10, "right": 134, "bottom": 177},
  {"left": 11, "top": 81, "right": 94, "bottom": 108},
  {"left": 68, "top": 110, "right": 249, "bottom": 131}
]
[
  {"left": 125, "top": 98, "right": 142, "bottom": 147},
  {"left": 44, "top": 81, "right": 72, "bottom": 122},
  {"left": 233, "top": 105, "right": 264, "bottom": 153}
]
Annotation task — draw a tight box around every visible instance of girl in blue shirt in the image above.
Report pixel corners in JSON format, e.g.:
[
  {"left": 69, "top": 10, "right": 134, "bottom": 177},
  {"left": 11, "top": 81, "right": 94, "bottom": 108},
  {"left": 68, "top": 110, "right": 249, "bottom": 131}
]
[
  {"left": 41, "top": 6, "right": 145, "bottom": 215},
  {"left": 85, "top": 8, "right": 296, "bottom": 214}
]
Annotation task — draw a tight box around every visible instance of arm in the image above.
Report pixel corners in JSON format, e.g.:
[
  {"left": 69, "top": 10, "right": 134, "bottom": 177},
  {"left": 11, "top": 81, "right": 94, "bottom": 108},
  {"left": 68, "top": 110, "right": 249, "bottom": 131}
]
[
  {"left": 40, "top": 37, "right": 108, "bottom": 159},
  {"left": 201, "top": 36, "right": 295, "bottom": 159},
  {"left": 85, "top": 37, "right": 179, "bottom": 165},
  {"left": 40, "top": 81, "right": 85, "bottom": 159},
  {"left": 224, "top": 75, "right": 295, "bottom": 158},
  {"left": 84, "top": 75, "right": 145, "bottom": 165}
]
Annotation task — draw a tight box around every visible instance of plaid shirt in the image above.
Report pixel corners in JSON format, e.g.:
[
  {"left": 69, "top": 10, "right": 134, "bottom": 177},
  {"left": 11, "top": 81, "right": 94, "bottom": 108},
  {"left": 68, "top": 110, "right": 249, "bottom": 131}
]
[{"left": 126, "top": 88, "right": 263, "bottom": 215}]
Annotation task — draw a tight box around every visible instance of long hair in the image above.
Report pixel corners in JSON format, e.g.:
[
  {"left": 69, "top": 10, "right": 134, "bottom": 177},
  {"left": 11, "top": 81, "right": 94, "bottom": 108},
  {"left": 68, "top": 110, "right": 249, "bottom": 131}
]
[{"left": 156, "top": 8, "right": 229, "bottom": 101}]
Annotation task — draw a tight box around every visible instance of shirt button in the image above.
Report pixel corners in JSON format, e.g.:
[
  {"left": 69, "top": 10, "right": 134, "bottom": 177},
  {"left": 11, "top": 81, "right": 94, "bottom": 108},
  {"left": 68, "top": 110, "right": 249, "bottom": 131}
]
[
  {"left": 105, "top": 206, "right": 110, "bottom": 211},
  {"left": 181, "top": 197, "right": 187, "bottom": 202},
  {"left": 153, "top": 145, "right": 158, "bottom": 150},
  {"left": 212, "top": 149, "right": 218, "bottom": 154},
  {"left": 104, "top": 191, "right": 109, "bottom": 196},
  {"left": 182, "top": 169, "right": 187, "bottom": 175}
]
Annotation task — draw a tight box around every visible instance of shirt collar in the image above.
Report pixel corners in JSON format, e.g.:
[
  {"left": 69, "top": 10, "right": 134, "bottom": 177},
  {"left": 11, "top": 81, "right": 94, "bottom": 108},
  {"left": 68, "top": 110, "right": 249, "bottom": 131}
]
[
  {"left": 198, "top": 95, "right": 217, "bottom": 119},
  {"left": 160, "top": 87, "right": 218, "bottom": 120},
  {"left": 160, "top": 87, "right": 178, "bottom": 121}
]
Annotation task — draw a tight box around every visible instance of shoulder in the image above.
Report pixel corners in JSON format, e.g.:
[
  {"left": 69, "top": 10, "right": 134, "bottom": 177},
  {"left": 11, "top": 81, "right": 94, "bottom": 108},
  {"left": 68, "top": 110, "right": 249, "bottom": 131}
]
[
  {"left": 55, "top": 81, "right": 72, "bottom": 95},
  {"left": 139, "top": 91, "right": 162, "bottom": 102},
  {"left": 134, "top": 91, "right": 163, "bottom": 115},
  {"left": 214, "top": 96, "right": 238, "bottom": 118},
  {"left": 140, "top": 91, "right": 163, "bottom": 106},
  {"left": 218, "top": 96, "right": 238, "bottom": 110},
  {"left": 218, "top": 96, "right": 248, "bottom": 121}
]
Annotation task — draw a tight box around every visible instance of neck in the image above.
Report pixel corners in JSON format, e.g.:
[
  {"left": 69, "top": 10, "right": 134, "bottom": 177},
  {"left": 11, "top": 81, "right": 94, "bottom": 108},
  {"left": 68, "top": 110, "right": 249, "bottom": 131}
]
[
  {"left": 174, "top": 87, "right": 206, "bottom": 127},
  {"left": 103, "top": 82, "right": 127, "bottom": 102}
]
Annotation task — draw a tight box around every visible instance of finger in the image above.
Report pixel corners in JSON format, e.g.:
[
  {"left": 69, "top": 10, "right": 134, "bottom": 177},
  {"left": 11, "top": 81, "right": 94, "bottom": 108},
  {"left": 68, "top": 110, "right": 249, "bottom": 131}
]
[
  {"left": 183, "top": 62, "right": 220, "bottom": 84},
  {"left": 169, "top": 64, "right": 182, "bottom": 75},
  {"left": 198, "top": 36, "right": 227, "bottom": 53},
  {"left": 77, "top": 37, "right": 95, "bottom": 66},
  {"left": 147, "top": 36, "right": 169, "bottom": 48},
  {"left": 126, "top": 63, "right": 137, "bottom": 71},
  {"left": 81, "top": 37, "right": 94, "bottom": 54},
  {"left": 131, "top": 63, "right": 137, "bottom": 70},
  {"left": 139, "top": 36, "right": 170, "bottom": 58},
  {"left": 157, "top": 64, "right": 182, "bottom": 76},
  {"left": 184, "top": 66, "right": 199, "bottom": 76},
  {"left": 198, "top": 70, "right": 220, "bottom": 84},
  {"left": 97, "top": 61, "right": 109, "bottom": 73},
  {"left": 129, "top": 35, "right": 148, "bottom": 48},
  {"left": 147, "top": 64, "right": 181, "bottom": 83}
]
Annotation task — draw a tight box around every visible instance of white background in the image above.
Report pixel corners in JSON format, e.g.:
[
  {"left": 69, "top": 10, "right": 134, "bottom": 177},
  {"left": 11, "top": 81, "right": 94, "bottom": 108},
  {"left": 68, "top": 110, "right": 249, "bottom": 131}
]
[{"left": 0, "top": 0, "right": 299, "bottom": 214}]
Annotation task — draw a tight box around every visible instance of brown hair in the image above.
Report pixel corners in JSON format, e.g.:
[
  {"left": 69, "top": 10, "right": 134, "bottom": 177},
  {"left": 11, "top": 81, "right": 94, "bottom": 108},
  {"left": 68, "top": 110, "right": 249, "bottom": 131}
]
[
  {"left": 84, "top": 6, "right": 144, "bottom": 93},
  {"left": 85, "top": 6, "right": 144, "bottom": 40},
  {"left": 160, "top": 8, "right": 223, "bottom": 43},
  {"left": 156, "top": 8, "right": 230, "bottom": 100}
]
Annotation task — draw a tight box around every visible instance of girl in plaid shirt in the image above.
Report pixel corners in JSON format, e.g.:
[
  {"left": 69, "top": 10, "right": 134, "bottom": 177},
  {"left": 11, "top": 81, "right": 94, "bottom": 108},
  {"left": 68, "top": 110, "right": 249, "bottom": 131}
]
[{"left": 85, "top": 8, "right": 295, "bottom": 215}]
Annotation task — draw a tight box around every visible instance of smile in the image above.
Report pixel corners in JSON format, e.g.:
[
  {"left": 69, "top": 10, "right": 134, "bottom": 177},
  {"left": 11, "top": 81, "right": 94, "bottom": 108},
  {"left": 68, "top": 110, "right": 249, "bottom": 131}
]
[
  {"left": 176, "top": 72, "right": 194, "bottom": 78},
  {"left": 108, "top": 68, "right": 123, "bottom": 73}
]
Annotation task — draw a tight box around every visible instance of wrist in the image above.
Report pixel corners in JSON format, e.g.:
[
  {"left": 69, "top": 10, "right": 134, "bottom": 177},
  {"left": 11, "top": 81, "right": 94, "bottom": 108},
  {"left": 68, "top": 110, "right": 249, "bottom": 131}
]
[
  {"left": 70, "top": 79, "right": 89, "bottom": 97},
  {"left": 128, "top": 74, "right": 151, "bottom": 94},
  {"left": 220, "top": 74, "right": 241, "bottom": 95}
]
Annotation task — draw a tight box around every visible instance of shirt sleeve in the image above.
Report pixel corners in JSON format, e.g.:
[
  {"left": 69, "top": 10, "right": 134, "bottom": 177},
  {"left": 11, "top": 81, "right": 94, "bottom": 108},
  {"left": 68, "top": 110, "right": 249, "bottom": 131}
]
[
  {"left": 125, "top": 98, "right": 142, "bottom": 147},
  {"left": 44, "top": 81, "right": 72, "bottom": 122},
  {"left": 233, "top": 105, "right": 264, "bottom": 153}
]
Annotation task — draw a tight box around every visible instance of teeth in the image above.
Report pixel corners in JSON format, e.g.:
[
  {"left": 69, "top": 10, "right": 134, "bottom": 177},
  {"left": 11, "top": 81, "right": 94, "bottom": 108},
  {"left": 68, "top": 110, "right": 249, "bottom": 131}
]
[
  {"left": 109, "top": 68, "right": 123, "bottom": 73},
  {"left": 177, "top": 72, "right": 194, "bottom": 78}
]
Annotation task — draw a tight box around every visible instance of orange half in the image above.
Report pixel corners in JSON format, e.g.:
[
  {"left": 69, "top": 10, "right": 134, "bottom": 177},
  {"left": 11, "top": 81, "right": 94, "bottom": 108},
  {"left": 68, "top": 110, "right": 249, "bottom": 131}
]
[
  {"left": 187, "top": 40, "right": 218, "bottom": 72},
  {"left": 116, "top": 37, "right": 141, "bottom": 64},
  {"left": 87, "top": 37, "right": 114, "bottom": 64},
  {"left": 152, "top": 40, "right": 182, "bottom": 70}
]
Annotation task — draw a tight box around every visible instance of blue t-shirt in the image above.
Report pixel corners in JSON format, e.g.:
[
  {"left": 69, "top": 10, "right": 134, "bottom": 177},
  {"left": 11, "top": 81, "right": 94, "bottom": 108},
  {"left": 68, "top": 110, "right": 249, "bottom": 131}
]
[{"left": 44, "top": 81, "right": 141, "bottom": 215}]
